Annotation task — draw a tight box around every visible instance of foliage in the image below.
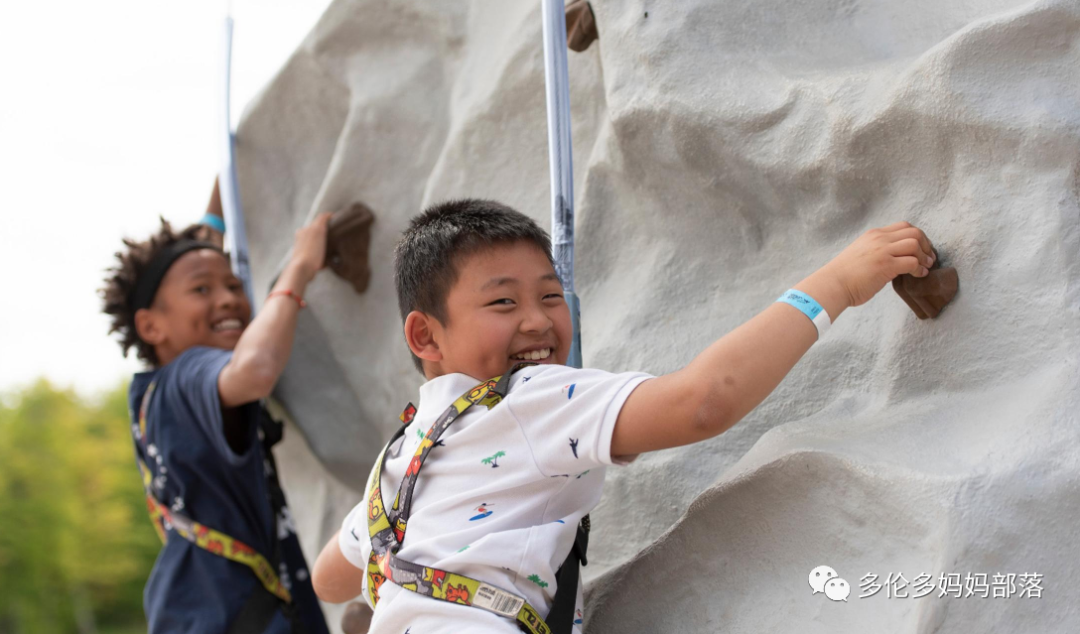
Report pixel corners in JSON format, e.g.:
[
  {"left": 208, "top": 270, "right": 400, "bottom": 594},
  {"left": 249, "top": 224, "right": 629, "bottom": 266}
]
[
  {"left": 526, "top": 574, "right": 548, "bottom": 588},
  {"left": 481, "top": 451, "right": 506, "bottom": 467},
  {"left": 0, "top": 380, "right": 159, "bottom": 633}
]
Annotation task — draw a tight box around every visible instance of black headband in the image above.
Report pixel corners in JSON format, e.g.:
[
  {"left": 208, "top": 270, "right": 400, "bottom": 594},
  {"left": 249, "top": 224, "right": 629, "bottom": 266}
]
[{"left": 131, "top": 239, "right": 222, "bottom": 311}]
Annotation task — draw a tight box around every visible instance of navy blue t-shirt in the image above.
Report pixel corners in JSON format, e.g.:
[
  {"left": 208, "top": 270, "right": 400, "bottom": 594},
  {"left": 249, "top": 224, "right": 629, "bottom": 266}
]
[{"left": 128, "top": 347, "right": 328, "bottom": 634}]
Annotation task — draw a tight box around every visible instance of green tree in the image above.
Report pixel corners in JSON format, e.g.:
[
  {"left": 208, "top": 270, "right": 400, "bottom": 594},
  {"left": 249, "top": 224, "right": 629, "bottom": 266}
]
[
  {"left": 481, "top": 451, "right": 505, "bottom": 468},
  {"left": 0, "top": 380, "right": 160, "bottom": 633},
  {"left": 527, "top": 574, "right": 548, "bottom": 588}
]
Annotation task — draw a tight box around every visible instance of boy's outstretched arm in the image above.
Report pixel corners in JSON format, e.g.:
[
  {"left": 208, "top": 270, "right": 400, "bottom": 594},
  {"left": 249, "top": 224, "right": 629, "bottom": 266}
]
[
  {"left": 611, "top": 222, "right": 936, "bottom": 457},
  {"left": 219, "top": 214, "right": 331, "bottom": 407},
  {"left": 312, "top": 530, "right": 367, "bottom": 604}
]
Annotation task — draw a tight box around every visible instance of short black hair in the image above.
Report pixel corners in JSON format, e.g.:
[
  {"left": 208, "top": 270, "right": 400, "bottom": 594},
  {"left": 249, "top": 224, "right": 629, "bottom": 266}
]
[
  {"left": 394, "top": 199, "right": 554, "bottom": 373},
  {"left": 100, "top": 218, "right": 217, "bottom": 366}
]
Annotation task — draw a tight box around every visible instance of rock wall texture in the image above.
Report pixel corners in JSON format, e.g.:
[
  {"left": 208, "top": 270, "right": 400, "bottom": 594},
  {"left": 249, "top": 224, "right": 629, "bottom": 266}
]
[{"left": 236, "top": 1, "right": 1080, "bottom": 631}]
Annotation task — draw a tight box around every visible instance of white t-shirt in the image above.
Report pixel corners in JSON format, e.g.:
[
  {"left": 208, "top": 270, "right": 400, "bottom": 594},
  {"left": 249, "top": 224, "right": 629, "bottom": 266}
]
[{"left": 339, "top": 364, "right": 652, "bottom": 633}]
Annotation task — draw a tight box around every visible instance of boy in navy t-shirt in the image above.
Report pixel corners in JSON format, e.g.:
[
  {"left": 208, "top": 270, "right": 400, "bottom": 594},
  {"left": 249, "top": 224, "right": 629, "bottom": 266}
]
[{"left": 101, "top": 215, "right": 333, "bottom": 634}]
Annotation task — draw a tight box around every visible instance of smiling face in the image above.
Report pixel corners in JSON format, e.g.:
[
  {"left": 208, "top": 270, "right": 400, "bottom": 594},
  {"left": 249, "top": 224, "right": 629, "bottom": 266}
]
[
  {"left": 405, "top": 241, "right": 572, "bottom": 380},
  {"left": 134, "top": 248, "right": 251, "bottom": 366}
]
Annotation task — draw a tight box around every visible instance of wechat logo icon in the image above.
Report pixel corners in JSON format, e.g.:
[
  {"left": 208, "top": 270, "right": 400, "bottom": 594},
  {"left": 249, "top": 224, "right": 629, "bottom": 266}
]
[{"left": 809, "top": 565, "right": 850, "bottom": 602}]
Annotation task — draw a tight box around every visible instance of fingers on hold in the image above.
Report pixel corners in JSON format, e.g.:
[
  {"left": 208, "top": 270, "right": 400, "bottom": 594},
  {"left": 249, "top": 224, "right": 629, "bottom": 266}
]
[
  {"left": 881, "top": 221, "right": 914, "bottom": 233},
  {"left": 906, "top": 227, "right": 934, "bottom": 261},
  {"left": 889, "top": 227, "right": 935, "bottom": 263},
  {"left": 888, "top": 237, "right": 922, "bottom": 256},
  {"left": 894, "top": 255, "right": 925, "bottom": 277},
  {"left": 923, "top": 237, "right": 936, "bottom": 263},
  {"left": 303, "top": 213, "right": 330, "bottom": 232},
  {"left": 888, "top": 227, "right": 919, "bottom": 241}
]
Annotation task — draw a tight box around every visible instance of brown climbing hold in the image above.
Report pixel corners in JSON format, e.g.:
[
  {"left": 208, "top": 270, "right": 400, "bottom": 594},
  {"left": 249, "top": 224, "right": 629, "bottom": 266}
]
[
  {"left": 892, "top": 258, "right": 959, "bottom": 320},
  {"left": 326, "top": 201, "right": 376, "bottom": 294},
  {"left": 206, "top": 177, "right": 223, "bottom": 220},
  {"left": 566, "top": 0, "right": 599, "bottom": 52},
  {"left": 194, "top": 177, "right": 225, "bottom": 248},
  {"left": 341, "top": 601, "right": 373, "bottom": 634}
]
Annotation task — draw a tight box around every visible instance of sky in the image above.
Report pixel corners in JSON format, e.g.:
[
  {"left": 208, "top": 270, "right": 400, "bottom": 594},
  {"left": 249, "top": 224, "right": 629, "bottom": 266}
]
[{"left": 0, "top": 0, "right": 333, "bottom": 395}]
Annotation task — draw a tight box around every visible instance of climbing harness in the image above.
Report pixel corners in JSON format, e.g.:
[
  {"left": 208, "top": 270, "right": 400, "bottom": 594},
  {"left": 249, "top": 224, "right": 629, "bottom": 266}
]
[
  {"left": 134, "top": 382, "right": 306, "bottom": 633},
  {"left": 364, "top": 363, "right": 588, "bottom": 634}
]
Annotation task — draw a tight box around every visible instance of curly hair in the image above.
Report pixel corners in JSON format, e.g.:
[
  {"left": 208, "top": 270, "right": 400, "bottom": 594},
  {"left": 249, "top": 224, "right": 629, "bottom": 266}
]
[{"left": 100, "top": 218, "right": 218, "bottom": 366}]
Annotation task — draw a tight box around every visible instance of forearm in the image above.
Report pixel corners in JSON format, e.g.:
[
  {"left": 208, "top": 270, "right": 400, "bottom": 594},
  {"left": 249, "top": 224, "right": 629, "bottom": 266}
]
[
  {"left": 687, "top": 270, "right": 848, "bottom": 433},
  {"left": 613, "top": 270, "right": 849, "bottom": 455},
  {"left": 236, "top": 261, "right": 314, "bottom": 367},
  {"left": 219, "top": 261, "right": 315, "bottom": 406},
  {"left": 312, "top": 531, "right": 367, "bottom": 604}
]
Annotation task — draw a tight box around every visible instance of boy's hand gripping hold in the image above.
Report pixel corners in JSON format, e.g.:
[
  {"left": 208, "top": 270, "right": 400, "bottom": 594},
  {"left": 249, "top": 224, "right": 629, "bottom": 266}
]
[{"left": 819, "top": 221, "right": 937, "bottom": 309}]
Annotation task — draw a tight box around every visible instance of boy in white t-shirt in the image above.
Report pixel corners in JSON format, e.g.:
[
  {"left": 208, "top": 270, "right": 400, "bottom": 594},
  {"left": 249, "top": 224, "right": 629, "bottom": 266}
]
[{"left": 312, "top": 199, "right": 938, "bottom": 633}]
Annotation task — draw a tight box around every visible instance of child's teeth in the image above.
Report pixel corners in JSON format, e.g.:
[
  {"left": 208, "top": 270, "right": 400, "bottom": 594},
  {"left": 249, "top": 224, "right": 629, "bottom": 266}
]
[
  {"left": 513, "top": 348, "right": 552, "bottom": 361},
  {"left": 214, "top": 319, "right": 241, "bottom": 331}
]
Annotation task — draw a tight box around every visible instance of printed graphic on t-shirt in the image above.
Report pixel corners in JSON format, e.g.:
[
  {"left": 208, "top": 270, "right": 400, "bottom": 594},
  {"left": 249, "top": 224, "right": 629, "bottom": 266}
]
[
  {"left": 481, "top": 451, "right": 506, "bottom": 468},
  {"left": 277, "top": 506, "right": 297, "bottom": 539},
  {"left": 569, "top": 437, "right": 579, "bottom": 458},
  {"left": 527, "top": 574, "right": 549, "bottom": 588},
  {"left": 469, "top": 503, "right": 495, "bottom": 521}
]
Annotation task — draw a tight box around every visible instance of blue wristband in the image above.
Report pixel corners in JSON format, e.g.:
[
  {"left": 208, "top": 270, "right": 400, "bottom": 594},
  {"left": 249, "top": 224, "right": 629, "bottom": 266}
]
[
  {"left": 776, "top": 289, "right": 831, "bottom": 339},
  {"left": 199, "top": 213, "right": 226, "bottom": 233}
]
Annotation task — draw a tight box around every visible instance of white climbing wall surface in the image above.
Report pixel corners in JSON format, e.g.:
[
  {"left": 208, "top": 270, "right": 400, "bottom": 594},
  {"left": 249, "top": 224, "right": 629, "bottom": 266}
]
[{"left": 237, "top": 1, "right": 1080, "bottom": 631}]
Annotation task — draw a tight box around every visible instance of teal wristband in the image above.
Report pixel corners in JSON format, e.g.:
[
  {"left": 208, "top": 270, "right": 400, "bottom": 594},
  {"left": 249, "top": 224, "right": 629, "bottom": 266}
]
[
  {"left": 776, "top": 289, "right": 831, "bottom": 339},
  {"left": 200, "top": 213, "right": 226, "bottom": 233}
]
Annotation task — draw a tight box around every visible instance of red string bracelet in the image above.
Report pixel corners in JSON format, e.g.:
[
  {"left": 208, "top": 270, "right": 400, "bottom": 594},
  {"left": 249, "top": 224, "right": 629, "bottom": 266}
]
[{"left": 267, "top": 289, "right": 307, "bottom": 309}]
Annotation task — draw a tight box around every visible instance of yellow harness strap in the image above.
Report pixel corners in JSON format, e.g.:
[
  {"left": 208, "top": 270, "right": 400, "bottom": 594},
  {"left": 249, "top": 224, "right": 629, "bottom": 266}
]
[
  {"left": 135, "top": 381, "right": 292, "bottom": 604},
  {"left": 364, "top": 365, "right": 553, "bottom": 634}
]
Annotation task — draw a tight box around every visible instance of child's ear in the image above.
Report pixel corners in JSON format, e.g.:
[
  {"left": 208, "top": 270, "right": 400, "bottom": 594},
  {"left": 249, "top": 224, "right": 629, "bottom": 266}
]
[
  {"left": 404, "top": 311, "right": 443, "bottom": 364},
  {"left": 134, "top": 308, "right": 166, "bottom": 347}
]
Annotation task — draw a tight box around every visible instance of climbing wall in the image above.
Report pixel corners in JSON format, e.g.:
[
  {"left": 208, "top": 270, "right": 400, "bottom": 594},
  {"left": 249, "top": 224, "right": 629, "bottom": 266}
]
[{"left": 236, "top": 1, "right": 1080, "bottom": 631}]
